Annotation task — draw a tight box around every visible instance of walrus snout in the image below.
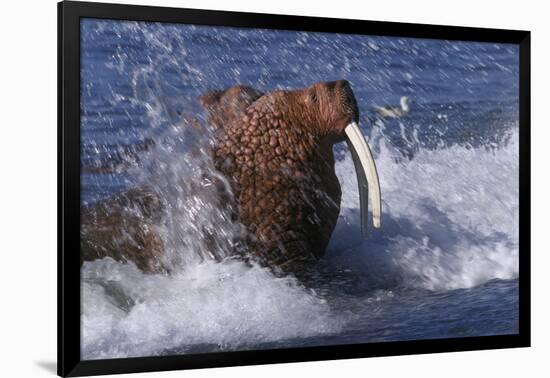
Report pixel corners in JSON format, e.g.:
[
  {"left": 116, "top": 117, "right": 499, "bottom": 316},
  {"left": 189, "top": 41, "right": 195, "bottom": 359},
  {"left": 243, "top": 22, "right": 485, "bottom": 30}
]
[
  {"left": 306, "top": 80, "right": 359, "bottom": 139},
  {"left": 335, "top": 80, "right": 359, "bottom": 124},
  {"left": 309, "top": 81, "right": 381, "bottom": 234}
]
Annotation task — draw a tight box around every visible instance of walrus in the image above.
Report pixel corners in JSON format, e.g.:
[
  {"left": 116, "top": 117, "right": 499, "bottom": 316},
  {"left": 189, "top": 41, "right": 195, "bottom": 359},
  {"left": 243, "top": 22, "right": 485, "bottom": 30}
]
[
  {"left": 80, "top": 188, "right": 166, "bottom": 273},
  {"left": 207, "top": 80, "right": 381, "bottom": 274},
  {"left": 80, "top": 80, "right": 381, "bottom": 276},
  {"left": 81, "top": 138, "right": 155, "bottom": 174}
]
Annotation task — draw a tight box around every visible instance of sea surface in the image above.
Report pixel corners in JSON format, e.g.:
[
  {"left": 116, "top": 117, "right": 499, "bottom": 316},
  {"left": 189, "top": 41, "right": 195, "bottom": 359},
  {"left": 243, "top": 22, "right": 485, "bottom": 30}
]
[{"left": 79, "top": 18, "right": 520, "bottom": 360}]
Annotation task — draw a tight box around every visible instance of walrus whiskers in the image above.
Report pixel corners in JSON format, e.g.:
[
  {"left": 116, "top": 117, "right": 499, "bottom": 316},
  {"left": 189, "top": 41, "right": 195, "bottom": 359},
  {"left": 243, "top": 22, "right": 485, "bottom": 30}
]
[{"left": 344, "top": 121, "right": 382, "bottom": 235}]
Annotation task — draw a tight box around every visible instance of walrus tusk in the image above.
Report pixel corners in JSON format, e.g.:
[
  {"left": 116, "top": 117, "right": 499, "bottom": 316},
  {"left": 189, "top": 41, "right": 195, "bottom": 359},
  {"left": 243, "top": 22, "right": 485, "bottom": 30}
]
[{"left": 344, "top": 122, "right": 381, "bottom": 235}]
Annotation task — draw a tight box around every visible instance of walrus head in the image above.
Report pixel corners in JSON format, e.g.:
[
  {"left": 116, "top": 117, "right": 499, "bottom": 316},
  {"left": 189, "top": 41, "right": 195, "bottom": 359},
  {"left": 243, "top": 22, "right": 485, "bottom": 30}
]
[
  {"left": 280, "top": 80, "right": 359, "bottom": 142},
  {"left": 206, "top": 80, "right": 381, "bottom": 275}
]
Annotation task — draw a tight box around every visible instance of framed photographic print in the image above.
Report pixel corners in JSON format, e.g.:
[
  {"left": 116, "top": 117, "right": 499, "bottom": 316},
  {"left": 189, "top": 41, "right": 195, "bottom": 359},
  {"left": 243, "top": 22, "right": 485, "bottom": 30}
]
[{"left": 58, "top": 1, "right": 530, "bottom": 376}]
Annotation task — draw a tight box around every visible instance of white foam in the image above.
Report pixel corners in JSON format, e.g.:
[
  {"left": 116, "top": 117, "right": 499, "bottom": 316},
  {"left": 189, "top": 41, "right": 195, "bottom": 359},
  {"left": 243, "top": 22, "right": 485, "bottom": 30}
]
[
  {"left": 333, "top": 127, "right": 519, "bottom": 290},
  {"left": 81, "top": 129, "right": 519, "bottom": 358},
  {"left": 81, "top": 258, "right": 343, "bottom": 359}
]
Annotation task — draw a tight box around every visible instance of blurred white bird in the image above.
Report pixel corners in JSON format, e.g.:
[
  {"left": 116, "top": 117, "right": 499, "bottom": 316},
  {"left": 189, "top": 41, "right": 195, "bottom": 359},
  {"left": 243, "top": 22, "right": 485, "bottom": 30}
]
[{"left": 374, "top": 96, "right": 411, "bottom": 118}]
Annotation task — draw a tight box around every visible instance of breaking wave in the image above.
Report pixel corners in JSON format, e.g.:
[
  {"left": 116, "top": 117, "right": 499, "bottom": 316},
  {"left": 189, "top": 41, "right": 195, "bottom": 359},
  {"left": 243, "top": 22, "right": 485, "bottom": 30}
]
[
  {"left": 333, "top": 126, "right": 518, "bottom": 291},
  {"left": 81, "top": 125, "right": 518, "bottom": 359}
]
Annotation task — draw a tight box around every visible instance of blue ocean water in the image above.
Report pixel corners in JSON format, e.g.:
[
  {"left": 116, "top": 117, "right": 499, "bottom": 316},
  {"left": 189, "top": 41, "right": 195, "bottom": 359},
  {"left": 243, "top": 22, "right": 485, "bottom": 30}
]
[{"left": 79, "top": 19, "right": 519, "bottom": 360}]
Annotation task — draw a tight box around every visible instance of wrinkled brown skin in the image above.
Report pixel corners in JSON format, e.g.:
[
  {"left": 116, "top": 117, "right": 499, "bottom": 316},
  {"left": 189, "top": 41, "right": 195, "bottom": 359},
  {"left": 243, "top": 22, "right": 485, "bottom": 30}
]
[
  {"left": 80, "top": 188, "right": 166, "bottom": 273},
  {"left": 80, "top": 81, "right": 359, "bottom": 277},
  {"left": 209, "top": 80, "right": 359, "bottom": 275}
]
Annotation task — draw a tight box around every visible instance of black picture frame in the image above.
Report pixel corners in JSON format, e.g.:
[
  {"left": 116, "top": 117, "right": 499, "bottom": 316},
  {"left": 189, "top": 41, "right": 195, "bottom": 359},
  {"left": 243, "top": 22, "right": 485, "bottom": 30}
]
[{"left": 58, "top": 1, "right": 531, "bottom": 376}]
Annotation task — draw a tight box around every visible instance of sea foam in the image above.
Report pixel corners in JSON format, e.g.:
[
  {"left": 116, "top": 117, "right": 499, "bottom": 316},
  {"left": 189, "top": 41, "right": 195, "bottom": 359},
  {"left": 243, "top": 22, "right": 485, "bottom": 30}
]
[
  {"left": 332, "top": 127, "right": 519, "bottom": 291},
  {"left": 81, "top": 126, "right": 519, "bottom": 359},
  {"left": 82, "top": 258, "right": 343, "bottom": 359}
]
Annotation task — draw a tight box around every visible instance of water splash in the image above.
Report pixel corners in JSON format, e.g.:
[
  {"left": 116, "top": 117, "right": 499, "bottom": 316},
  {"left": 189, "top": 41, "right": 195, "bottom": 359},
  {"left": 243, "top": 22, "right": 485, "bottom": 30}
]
[
  {"left": 332, "top": 126, "right": 519, "bottom": 291},
  {"left": 80, "top": 19, "right": 520, "bottom": 359},
  {"left": 81, "top": 258, "right": 344, "bottom": 359},
  {"left": 124, "top": 122, "right": 244, "bottom": 270},
  {"left": 81, "top": 126, "right": 519, "bottom": 359}
]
